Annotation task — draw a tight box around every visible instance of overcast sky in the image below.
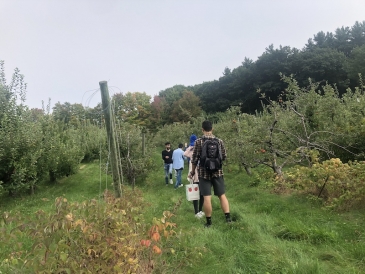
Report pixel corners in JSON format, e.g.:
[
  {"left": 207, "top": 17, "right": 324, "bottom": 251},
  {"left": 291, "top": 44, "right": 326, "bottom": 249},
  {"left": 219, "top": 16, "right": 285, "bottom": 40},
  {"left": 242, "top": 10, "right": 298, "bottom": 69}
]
[{"left": 1, "top": 0, "right": 365, "bottom": 109}]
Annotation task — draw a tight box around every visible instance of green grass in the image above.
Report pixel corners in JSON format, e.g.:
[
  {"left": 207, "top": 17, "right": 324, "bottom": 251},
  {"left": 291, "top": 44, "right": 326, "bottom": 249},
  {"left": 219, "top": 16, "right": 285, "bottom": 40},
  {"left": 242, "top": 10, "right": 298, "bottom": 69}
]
[
  {"left": 0, "top": 163, "right": 113, "bottom": 214},
  {"left": 139, "top": 151, "right": 365, "bottom": 273},
  {"left": 1, "top": 153, "right": 365, "bottom": 273}
]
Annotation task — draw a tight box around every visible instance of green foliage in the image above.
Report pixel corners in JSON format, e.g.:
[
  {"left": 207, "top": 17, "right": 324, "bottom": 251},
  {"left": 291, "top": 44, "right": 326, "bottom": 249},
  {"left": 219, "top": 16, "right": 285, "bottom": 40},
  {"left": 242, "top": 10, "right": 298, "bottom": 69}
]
[
  {"left": 290, "top": 47, "right": 348, "bottom": 91},
  {"left": 149, "top": 95, "right": 165, "bottom": 131},
  {"left": 157, "top": 87, "right": 203, "bottom": 125},
  {"left": 112, "top": 91, "right": 152, "bottom": 127},
  {"left": 347, "top": 45, "right": 365, "bottom": 86},
  {"left": 52, "top": 102, "right": 86, "bottom": 125},
  {"left": 158, "top": 85, "right": 188, "bottom": 106},
  {"left": 170, "top": 91, "right": 202, "bottom": 123},
  {"left": 274, "top": 158, "right": 365, "bottom": 210},
  {"left": 78, "top": 120, "right": 107, "bottom": 162},
  {"left": 0, "top": 64, "right": 43, "bottom": 195},
  {"left": 39, "top": 119, "right": 84, "bottom": 182},
  {"left": 115, "top": 122, "right": 155, "bottom": 185},
  {"left": 152, "top": 119, "right": 203, "bottom": 149},
  {"left": 0, "top": 62, "right": 104, "bottom": 196},
  {"left": 209, "top": 76, "right": 365, "bottom": 178}
]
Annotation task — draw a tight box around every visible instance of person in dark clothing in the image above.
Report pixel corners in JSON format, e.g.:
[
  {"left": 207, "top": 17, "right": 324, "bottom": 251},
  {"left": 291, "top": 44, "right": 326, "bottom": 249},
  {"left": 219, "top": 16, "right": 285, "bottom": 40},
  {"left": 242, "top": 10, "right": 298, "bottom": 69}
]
[
  {"left": 189, "top": 120, "right": 231, "bottom": 227},
  {"left": 162, "top": 142, "right": 173, "bottom": 185}
]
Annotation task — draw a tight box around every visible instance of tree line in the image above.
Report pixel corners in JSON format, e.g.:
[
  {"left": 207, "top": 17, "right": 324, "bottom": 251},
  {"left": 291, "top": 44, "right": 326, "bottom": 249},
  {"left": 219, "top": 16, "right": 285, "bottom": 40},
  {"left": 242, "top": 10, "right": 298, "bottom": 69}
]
[
  {"left": 50, "top": 20, "right": 365, "bottom": 132},
  {"left": 160, "top": 20, "right": 365, "bottom": 115}
]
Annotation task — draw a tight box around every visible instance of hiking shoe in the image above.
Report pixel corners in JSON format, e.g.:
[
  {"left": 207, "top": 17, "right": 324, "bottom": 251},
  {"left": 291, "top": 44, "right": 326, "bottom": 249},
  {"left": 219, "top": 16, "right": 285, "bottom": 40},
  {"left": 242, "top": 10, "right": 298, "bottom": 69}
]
[
  {"left": 204, "top": 223, "right": 211, "bottom": 228},
  {"left": 178, "top": 184, "right": 184, "bottom": 188},
  {"left": 169, "top": 179, "right": 173, "bottom": 184},
  {"left": 226, "top": 218, "right": 232, "bottom": 223},
  {"left": 195, "top": 212, "right": 203, "bottom": 218},
  {"left": 198, "top": 211, "right": 205, "bottom": 217}
]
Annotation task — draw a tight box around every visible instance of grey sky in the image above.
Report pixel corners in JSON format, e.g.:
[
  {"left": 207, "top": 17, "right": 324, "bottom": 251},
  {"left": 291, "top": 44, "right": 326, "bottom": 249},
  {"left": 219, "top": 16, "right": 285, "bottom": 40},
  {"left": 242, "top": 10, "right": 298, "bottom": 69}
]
[{"left": 1, "top": 0, "right": 364, "bottom": 109}]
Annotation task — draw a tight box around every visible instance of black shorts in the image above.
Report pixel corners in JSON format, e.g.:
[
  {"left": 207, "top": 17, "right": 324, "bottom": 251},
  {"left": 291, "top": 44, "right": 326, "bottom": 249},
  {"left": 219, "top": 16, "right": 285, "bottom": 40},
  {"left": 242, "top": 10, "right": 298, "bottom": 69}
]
[{"left": 198, "top": 176, "right": 225, "bottom": 197}]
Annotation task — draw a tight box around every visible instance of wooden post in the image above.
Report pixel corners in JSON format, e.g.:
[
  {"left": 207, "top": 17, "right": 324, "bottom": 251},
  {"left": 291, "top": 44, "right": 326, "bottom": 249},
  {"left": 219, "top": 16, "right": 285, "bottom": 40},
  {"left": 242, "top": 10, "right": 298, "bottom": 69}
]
[{"left": 99, "top": 81, "right": 122, "bottom": 197}]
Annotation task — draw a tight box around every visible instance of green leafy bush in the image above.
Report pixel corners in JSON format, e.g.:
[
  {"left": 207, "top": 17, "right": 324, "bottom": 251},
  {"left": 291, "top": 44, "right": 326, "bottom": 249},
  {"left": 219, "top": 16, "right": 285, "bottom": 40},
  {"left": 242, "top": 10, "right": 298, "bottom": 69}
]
[{"left": 274, "top": 158, "right": 365, "bottom": 210}]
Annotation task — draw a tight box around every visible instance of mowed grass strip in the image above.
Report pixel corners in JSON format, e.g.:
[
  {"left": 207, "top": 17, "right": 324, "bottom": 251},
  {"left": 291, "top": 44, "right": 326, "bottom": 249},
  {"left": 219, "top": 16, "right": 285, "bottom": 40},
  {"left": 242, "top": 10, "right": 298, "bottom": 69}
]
[{"left": 0, "top": 162, "right": 112, "bottom": 214}]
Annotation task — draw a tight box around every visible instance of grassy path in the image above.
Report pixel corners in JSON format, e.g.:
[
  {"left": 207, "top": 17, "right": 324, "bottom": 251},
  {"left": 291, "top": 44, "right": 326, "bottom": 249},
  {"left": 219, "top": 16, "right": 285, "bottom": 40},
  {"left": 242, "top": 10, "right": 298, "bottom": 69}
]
[
  {"left": 1, "top": 152, "right": 365, "bottom": 273},
  {"left": 139, "top": 151, "right": 365, "bottom": 273}
]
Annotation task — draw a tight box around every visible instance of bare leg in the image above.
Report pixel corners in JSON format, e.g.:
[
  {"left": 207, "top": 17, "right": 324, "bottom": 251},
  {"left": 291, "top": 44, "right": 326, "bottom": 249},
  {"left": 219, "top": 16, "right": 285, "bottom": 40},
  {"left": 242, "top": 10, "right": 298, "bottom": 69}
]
[
  {"left": 218, "top": 194, "right": 230, "bottom": 213},
  {"left": 203, "top": 195, "right": 212, "bottom": 217}
]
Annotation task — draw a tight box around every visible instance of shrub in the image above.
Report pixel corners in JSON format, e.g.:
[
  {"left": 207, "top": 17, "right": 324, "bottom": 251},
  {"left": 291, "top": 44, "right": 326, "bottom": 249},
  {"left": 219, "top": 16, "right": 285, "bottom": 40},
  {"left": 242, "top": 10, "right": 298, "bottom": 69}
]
[
  {"left": 0, "top": 189, "right": 177, "bottom": 273},
  {"left": 273, "top": 158, "right": 365, "bottom": 210}
]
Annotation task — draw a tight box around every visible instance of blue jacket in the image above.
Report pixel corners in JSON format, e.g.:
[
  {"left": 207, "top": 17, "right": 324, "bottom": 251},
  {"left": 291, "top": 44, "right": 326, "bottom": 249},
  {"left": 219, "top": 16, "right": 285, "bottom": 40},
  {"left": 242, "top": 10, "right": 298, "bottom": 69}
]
[{"left": 172, "top": 148, "right": 185, "bottom": 169}]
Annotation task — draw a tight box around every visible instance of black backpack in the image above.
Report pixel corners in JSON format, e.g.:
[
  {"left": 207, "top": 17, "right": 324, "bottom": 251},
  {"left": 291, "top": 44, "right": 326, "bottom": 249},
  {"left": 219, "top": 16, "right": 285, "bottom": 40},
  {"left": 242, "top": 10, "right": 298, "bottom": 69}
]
[{"left": 200, "top": 137, "right": 222, "bottom": 172}]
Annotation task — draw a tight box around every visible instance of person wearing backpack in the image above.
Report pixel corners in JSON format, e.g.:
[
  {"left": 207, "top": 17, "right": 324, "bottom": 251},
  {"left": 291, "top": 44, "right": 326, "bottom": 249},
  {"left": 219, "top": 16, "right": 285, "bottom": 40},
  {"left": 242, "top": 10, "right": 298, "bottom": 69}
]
[{"left": 189, "top": 120, "right": 231, "bottom": 227}]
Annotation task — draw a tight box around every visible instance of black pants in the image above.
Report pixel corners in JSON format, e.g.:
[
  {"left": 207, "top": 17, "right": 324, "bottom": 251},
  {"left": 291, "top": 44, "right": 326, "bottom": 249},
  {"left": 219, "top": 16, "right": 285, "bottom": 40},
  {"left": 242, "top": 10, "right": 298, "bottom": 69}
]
[{"left": 193, "top": 195, "right": 204, "bottom": 214}]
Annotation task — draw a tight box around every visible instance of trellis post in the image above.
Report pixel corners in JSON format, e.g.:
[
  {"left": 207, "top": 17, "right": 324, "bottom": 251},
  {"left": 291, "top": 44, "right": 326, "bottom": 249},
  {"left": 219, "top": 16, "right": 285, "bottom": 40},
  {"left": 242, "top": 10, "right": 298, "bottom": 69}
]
[{"left": 99, "top": 81, "right": 122, "bottom": 197}]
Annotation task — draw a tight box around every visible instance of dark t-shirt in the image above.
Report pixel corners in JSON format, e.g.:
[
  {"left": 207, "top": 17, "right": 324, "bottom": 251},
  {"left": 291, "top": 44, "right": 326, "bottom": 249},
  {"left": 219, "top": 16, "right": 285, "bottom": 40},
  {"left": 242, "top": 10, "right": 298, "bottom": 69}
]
[{"left": 162, "top": 149, "right": 173, "bottom": 164}]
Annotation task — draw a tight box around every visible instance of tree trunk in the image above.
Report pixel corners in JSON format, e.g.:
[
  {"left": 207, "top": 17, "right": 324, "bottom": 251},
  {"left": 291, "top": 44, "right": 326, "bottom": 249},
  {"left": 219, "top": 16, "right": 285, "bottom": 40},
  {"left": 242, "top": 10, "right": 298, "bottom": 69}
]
[
  {"left": 29, "top": 185, "right": 35, "bottom": 195},
  {"left": 49, "top": 171, "right": 57, "bottom": 182},
  {"left": 244, "top": 165, "right": 252, "bottom": 175},
  {"left": 273, "top": 165, "right": 282, "bottom": 176}
]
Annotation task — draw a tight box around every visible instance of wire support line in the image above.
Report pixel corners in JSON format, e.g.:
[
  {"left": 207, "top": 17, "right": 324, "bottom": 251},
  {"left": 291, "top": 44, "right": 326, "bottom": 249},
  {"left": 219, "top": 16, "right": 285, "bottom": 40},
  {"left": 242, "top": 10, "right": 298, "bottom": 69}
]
[{"left": 81, "top": 87, "right": 99, "bottom": 104}]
